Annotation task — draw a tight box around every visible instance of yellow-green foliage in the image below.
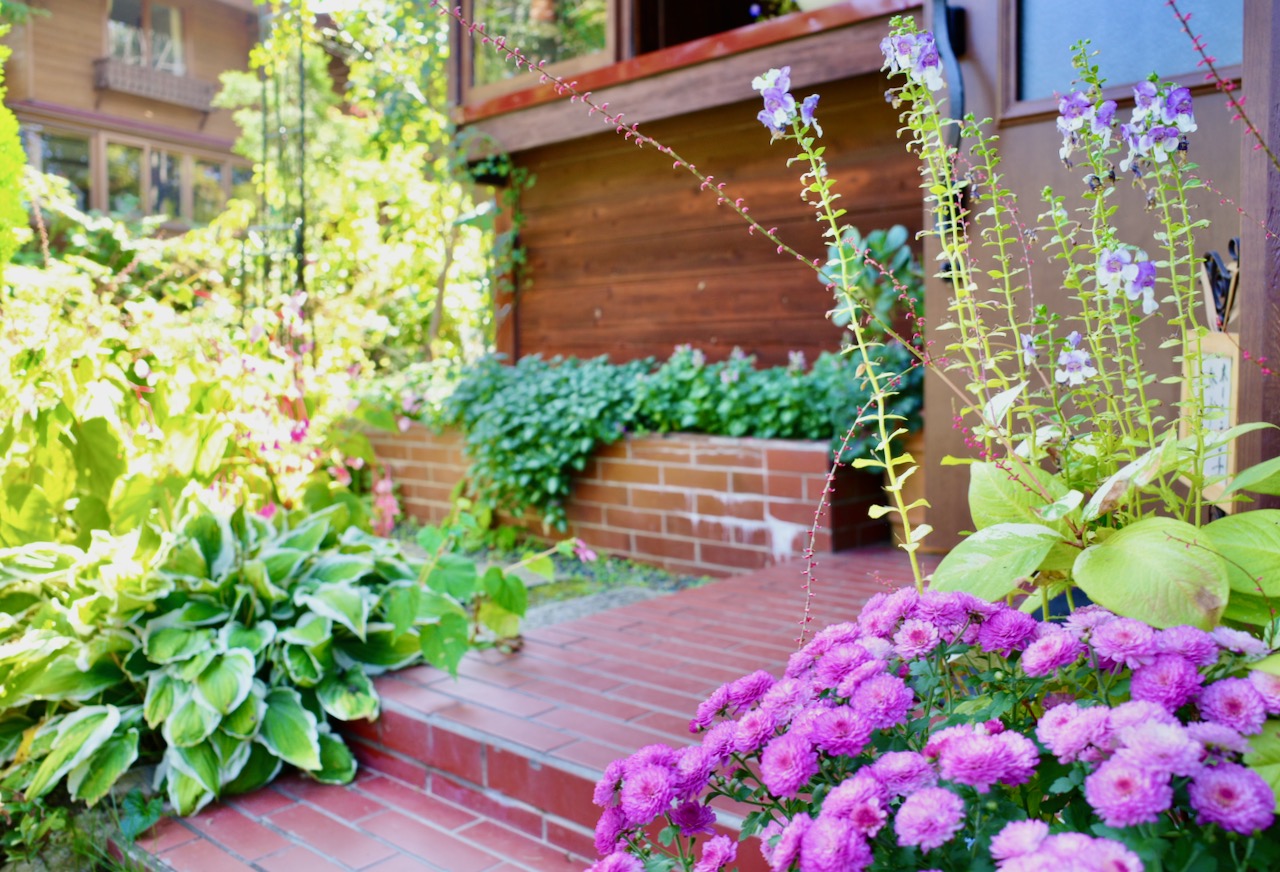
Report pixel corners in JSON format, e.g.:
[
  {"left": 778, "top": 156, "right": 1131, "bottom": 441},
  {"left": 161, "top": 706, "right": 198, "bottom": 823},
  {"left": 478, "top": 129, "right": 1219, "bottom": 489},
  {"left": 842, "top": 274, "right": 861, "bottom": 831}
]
[{"left": 0, "top": 30, "right": 27, "bottom": 280}]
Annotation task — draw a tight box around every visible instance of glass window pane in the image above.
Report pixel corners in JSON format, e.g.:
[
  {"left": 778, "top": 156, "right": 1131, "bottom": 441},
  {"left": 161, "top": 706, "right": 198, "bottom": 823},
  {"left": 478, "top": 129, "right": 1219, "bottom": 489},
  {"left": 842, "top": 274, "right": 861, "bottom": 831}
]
[
  {"left": 149, "top": 149, "right": 181, "bottom": 218},
  {"left": 230, "top": 165, "right": 255, "bottom": 203},
  {"left": 107, "top": 143, "right": 144, "bottom": 216},
  {"left": 151, "top": 4, "right": 185, "bottom": 75},
  {"left": 192, "top": 160, "right": 224, "bottom": 224},
  {"left": 40, "top": 133, "right": 92, "bottom": 212},
  {"left": 108, "top": 0, "right": 145, "bottom": 66},
  {"left": 471, "top": 0, "right": 608, "bottom": 87},
  {"left": 1017, "top": 0, "right": 1243, "bottom": 102}
]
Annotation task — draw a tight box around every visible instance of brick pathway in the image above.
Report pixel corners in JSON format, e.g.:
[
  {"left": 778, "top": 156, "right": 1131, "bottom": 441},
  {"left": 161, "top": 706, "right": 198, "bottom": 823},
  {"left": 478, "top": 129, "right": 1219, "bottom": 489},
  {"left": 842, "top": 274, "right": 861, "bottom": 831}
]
[{"left": 134, "top": 546, "right": 932, "bottom": 871}]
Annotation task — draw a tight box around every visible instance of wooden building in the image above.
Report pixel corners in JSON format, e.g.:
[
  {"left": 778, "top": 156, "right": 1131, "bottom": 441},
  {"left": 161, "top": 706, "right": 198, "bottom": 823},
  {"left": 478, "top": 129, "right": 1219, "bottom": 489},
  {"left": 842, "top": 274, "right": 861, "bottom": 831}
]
[
  {"left": 454, "top": 0, "right": 1280, "bottom": 546},
  {"left": 4, "top": 0, "right": 258, "bottom": 224}
]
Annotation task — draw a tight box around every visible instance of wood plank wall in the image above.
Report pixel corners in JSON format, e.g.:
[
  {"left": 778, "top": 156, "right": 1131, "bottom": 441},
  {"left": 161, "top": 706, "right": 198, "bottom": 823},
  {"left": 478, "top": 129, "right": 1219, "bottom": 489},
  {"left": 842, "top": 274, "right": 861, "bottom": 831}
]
[{"left": 503, "top": 73, "right": 921, "bottom": 367}]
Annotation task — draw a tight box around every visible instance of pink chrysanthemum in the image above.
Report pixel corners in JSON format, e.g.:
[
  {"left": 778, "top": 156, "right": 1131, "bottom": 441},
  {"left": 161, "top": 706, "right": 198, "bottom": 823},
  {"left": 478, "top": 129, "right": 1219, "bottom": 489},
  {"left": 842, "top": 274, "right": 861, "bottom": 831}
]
[
  {"left": 1093, "top": 839, "right": 1145, "bottom": 872},
  {"left": 1157, "top": 625, "right": 1219, "bottom": 667},
  {"left": 725, "top": 669, "right": 776, "bottom": 711},
  {"left": 895, "top": 787, "right": 966, "bottom": 851},
  {"left": 989, "top": 819, "right": 1048, "bottom": 862},
  {"left": 760, "top": 732, "right": 819, "bottom": 798},
  {"left": 594, "top": 759, "right": 625, "bottom": 807},
  {"left": 835, "top": 659, "right": 887, "bottom": 699},
  {"left": 868, "top": 750, "right": 937, "bottom": 797},
  {"left": 1090, "top": 617, "right": 1157, "bottom": 668},
  {"left": 1129, "top": 653, "right": 1203, "bottom": 711},
  {"left": 672, "top": 746, "right": 715, "bottom": 800},
  {"left": 799, "top": 815, "right": 872, "bottom": 872},
  {"left": 821, "top": 773, "right": 888, "bottom": 836},
  {"left": 594, "top": 806, "right": 628, "bottom": 856},
  {"left": 893, "top": 618, "right": 941, "bottom": 660},
  {"left": 690, "top": 686, "right": 729, "bottom": 731},
  {"left": 670, "top": 800, "right": 716, "bottom": 836},
  {"left": 937, "top": 730, "right": 1037, "bottom": 793},
  {"left": 764, "top": 814, "right": 811, "bottom": 872},
  {"left": 1114, "top": 721, "right": 1203, "bottom": 777},
  {"left": 1211, "top": 626, "right": 1269, "bottom": 657},
  {"left": 1019, "top": 628, "right": 1086, "bottom": 677},
  {"left": 978, "top": 609, "right": 1039, "bottom": 656},
  {"left": 734, "top": 708, "right": 781, "bottom": 754},
  {"left": 1084, "top": 757, "right": 1173, "bottom": 826},
  {"left": 587, "top": 851, "right": 644, "bottom": 872},
  {"left": 1185, "top": 721, "right": 1251, "bottom": 758},
  {"left": 760, "top": 677, "right": 816, "bottom": 720},
  {"left": 859, "top": 588, "right": 918, "bottom": 638},
  {"left": 1062, "top": 604, "right": 1115, "bottom": 637},
  {"left": 619, "top": 764, "right": 675, "bottom": 827},
  {"left": 808, "top": 705, "right": 874, "bottom": 757},
  {"left": 701, "top": 720, "right": 738, "bottom": 763},
  {"left": 626, "top": 744, "right": 678, "bottom": 773},
  {"left": 1188, "top": 762, "right": 1275, "bottom": 834},
  {"left": 852, "top": 673, "right": 914, "bottom": 729},
  {"left": 815, "top": 643, "right": 873, "bottom": 690},
  {"left": 1249, "top": 670, "right": 1280, "bottom": 714},
  {"left": 1200, "top": 677, "right": 1268, "bottom": 734},
  {"left": 693, "top": 834, "right": 737, "bottom": 872},
  {"left": 1036, "top": 703, "right": 1110, "bottom": 763}
]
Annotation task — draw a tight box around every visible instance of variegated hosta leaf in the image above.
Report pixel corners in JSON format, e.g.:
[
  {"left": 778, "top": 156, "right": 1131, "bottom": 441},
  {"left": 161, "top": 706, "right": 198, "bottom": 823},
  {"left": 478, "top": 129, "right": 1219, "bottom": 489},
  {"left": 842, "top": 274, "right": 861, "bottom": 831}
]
[
  {"left": 280, "top": 612, "right": 332, "bottom": 648},
  {"left": 222, "top": 742, "right": 281, "bottom": 796},
  {"left": 222, "top": 681, "right": 267, "bottom": 739},
  {"left": 68, "top": 727, "right": 139, "bottom": 806},
  {"left": 317, "top": 668, "right": 379, "bottom": 722},
  {"left": 194, "top": 650, "right": 256, "bottom": 715},
  {"left": 144, "top": 672, "right": 180, "bottom": 728},
  {"left": 219, "top": 620, "right": 276, "bottom": 655},
  {"left": 296, "top": 582, "right": 372, "bottom": 641},
  {"left": 162, "top": 687, "right": 221, "bottom": 748},
  {"left": 144, "top": 626, "right": 214, "bottom": 665},
  {"left": 312, "top": 733, "right": 357, "bottom": 785},
  {"left": 259, "top": 687, "right": 321, "bottom": 771},
  {"left": 26, "top": 705, "right": 121, "bottom": 799}
]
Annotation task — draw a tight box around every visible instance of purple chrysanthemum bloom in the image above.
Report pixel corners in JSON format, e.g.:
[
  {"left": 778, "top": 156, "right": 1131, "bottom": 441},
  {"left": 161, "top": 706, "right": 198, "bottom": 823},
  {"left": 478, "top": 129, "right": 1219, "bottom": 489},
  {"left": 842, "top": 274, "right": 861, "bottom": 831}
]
[
  {"left": 868, "top": 750, "right": 936, "bottom": 796},
  {"left": 821, "top": 773, "right": 888, "bottom": 836},
  {"left": 1199, "top": 677, "right": 1267, "bottom": 735},
  {"left": 893, "top": 618, "right": 941, "bottom": 660},
  {"left": 1162, "top": 85, "right": 1197, "bottom": 133},
  {"left": 1105, "top": 700, "right": 1178, "bottom": 741},
  {"left": 1093, "top": 840, "right": 1146, "bottom": 872},
  {"left": 1157, "top": 625, "right": 1219, "bottom": 667},
  {"left": 1084, "top": 757, "right": 1173, "bottom": 826},
  {"left": 760, "top": 732, "right": 819, "bottom": 797},
  {"left": 764, "top": 813, "right": 811, "bottom": 872},
  {"left": 1091, "top": 617, "right": 1157, "bottom": 669},
  {"left": 1057, "top": 91, "right": 1094, "bottom": 132},
  {"left": 1211, "top": 626, "right": 1269, "bottom": 657},
  {"left": 1186, "top": 721, "right": 1251, "bottom": 759},
  {"left": 835, "top": 659, "right": 888, "bottom": 699},
  {"left": 725, "top": 670, "right": 776, "bottom": 711},
  {"left": 1124, "top": 259, "right": 1159, "bottom": 314},
  {"left": 895, "top": 787, "right": 966, "bottom": 852},
  {"left": 1248, "top": 670, "right": 1280, "bottom": 714},
  {"left": 1097, "top": 248, "right": 1133, "bottom": 293},
  {"left": 594, "top": 806, "right": 628, "bottom": 856},
  {"left": 978, "top": 609, "right": 1038, "bottom": 656},
  {"left": 672, "top": 746, "right": 716, "bottom": 800},
  {"left": 1055, "top": 347, "right": 1097, "bottom": 387},
  {"left": 734, "top": 709, "right": 781, "bottom": 754},
  {"left": 619, "top": 764, "right": 674, "bottom": 827},
  {"left": 1062, "top": 604, "right": 1115, "bottom": 637},
  {"left": 701, "top": 720, "right": 738, "bottom": 763},
  {"left": 815, "top": 643, "right": 874, "bottom": 690},
  {"left": 760, "top": 676, "right": 815, "bottom": 720},
  {"left": 1036, "top": 702, "right": 1110, "bottom": 763},
  {"left": 594, "top": 759, "right": 625, "bottom": 807},
  {"left": 1020, "top": 332, "right": 1039, "bottom": 365},
  {"left": 808, "top": 705, "right": 873, "bottom": 757},
  {"left": 852, "top": 673, "right": 914, "bottom": 729},
  {"left": 1129, "top": 653, "right": 1203, "bottom": 711},
  {"left": 587, "top": 851, "right": 644, "bottom": 872},
  {"left": 1020, "top": 628, "right": 1085, "bottom": 677},
  {"left": 626, "top": 744, "right": 678, "bottom": 773},
  {"left": 937, "top": 729, "right": 1038, "bottom": 793},
  {"left": 800, "top": 814, "right": 872, "bottom": 872},
  {"left": 989, "top": 819, "right": 1049, "bottom": 862},
  {"left": 670, "top": 800, "right": 716, "bottom": 836},
  {"left": 694, "top": 834, "right": 737, "bottom": 872},
  {"left": 859, "top": 588, "right": 918, "bottom": 638},
  {"left": 800, "top": 94, "right": 821, "bottom": 135},
  {"left": 1115, "top": 721, "right": 1204, "bottom": 777},
  {"left": 690, "top": 686, "right": 729, "bottom": 731},
  {"left": 1132, "top": 80, "right": 1160, "bottom": 120},
  {"left": 1189, "top": 763, "right": 1276, "bottom": 834}
]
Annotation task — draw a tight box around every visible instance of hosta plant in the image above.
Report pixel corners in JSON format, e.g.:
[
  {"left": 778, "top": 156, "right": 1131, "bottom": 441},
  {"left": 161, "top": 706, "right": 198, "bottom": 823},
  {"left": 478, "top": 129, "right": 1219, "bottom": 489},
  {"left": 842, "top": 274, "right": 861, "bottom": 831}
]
[{"left": 0, "top": 499, "right": 528, "bottom": 816}]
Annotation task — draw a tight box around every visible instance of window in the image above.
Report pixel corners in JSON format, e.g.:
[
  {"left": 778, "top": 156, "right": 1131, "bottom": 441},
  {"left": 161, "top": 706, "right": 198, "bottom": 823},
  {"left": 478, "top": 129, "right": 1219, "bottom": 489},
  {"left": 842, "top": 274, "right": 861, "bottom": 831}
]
[
  {"left": 1015, "top": 0, "right": 1242, "bottom": 103},
  {"left": 39, "top": 133, "right": 92, "bottom": 211},
  {"left": 107, "top": 142, "right": 144, "bottom": 216},
  {"left": 192, "top": 160, "right": 224, "bottom": 223},
  {"left": 108, "top": 0, "right": 186, "bottom": 76},
  {"left": 149, "top": 149, "right": 181, "bottom": 217},
  {"left": 230, "top": 165, "right": 255, "bottom": 204}
]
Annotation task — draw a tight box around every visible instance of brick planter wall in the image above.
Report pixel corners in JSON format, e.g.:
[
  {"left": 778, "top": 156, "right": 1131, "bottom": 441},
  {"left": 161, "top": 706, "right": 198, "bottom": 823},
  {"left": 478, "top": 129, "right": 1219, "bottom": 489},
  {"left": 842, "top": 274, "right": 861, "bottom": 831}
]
[{"left": 367, "top": 425, "right": 886, "bottom": 577}]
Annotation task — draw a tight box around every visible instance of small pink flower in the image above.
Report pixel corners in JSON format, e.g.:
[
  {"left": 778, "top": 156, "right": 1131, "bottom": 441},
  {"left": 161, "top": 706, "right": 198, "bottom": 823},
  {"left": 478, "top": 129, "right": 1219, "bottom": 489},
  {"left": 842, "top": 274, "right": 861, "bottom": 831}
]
[{"left": 574, "top": 538, "right": 599, "bottom": 563}]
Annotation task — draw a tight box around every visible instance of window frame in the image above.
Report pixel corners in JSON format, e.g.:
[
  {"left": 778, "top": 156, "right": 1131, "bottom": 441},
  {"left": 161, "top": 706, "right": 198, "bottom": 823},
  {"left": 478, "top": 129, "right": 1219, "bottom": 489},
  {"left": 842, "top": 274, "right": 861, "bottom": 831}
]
[{"left": 104, "top": 0, "right": 189, "bottom": 77}]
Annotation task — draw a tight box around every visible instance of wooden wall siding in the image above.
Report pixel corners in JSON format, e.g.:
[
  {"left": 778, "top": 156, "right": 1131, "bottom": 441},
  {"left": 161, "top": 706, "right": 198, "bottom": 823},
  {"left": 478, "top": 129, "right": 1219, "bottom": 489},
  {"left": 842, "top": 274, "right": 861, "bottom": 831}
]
[
  {"left": 920, "top": 0, "right": 1249, "bottom": 548},
  {"left": 9, "top": 0, "right": 255, "bottom": 144},
  {"left": 504, "top": 74, "right": 921, "bottom": 367},
  {"left": 368, "top": 425, "right": 888, "bottom": 578}
]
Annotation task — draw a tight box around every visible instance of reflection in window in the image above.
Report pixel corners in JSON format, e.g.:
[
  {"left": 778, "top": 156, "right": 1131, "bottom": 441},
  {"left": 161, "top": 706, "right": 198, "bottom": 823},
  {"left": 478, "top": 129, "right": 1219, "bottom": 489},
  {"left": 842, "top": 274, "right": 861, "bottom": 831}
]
[
  {"left": 40, "top": 133, "right": 92, "bottom": 211},
  {"left": 151, "top": 4, "right": 185, "bottom": 75},
  {"left": 108, "top": 0, "right": 185, "bottom": 75},
  {"left": 150, "top": 149, "right": 181, "bottom": 218},
  {"left": 107, "top": 143, "right": 144, "bottom": 216},
  {"left": 471, "top": 0, "right": 608, "bottom": 86},
  {"left": 193, "top": 160, "right": 224, "bottom": 223},
  {"left": 1017, "top": 0, "right": 1242, "bottom": 102},
  {"left": 108, "top": 0, "right": 145, "bottom": 66}
]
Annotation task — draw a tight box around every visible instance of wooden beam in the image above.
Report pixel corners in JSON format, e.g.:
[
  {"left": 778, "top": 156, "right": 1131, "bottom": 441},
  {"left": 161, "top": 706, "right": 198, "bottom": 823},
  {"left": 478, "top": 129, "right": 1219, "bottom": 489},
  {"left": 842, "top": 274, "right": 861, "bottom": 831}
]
[{"left": 1237, "top": 0, "right": 1280, "bottom": 498}]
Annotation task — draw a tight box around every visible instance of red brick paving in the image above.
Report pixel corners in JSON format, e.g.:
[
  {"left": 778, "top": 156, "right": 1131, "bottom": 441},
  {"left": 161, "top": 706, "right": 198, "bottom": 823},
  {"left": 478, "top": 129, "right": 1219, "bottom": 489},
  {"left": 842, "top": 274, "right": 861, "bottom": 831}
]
[{"left": 135, "top": 547, "right": 928, "bottom": 871}]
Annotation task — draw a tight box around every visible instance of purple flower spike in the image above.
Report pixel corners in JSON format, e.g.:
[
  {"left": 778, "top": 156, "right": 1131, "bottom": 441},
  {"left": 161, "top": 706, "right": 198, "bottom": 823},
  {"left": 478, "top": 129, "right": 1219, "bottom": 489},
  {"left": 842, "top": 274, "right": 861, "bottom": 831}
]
[
  {"left": 1132, "top": 80, "right": 1160, "bottom": 120},
  {"left": 1124, "top": 260, "right": 1158, "bottom": 314},
  {"left": 1162, "top": 86, "right": 1197, "bottom": 133},
  {"left": 1020, "top": 332, "right": 1039, "bottom": 365},
  {"left": 1096, "top": 248, "right": 1133, "bottom": 293},
  {"left": 1056, "top": 91, "right": 1094, "bottom": 133},
  {"left": 800, "top": 94, "right": 822, "bottom": 135},
  {"left": 1055, "top": 348, "right": 1097, "bottom": 387}
]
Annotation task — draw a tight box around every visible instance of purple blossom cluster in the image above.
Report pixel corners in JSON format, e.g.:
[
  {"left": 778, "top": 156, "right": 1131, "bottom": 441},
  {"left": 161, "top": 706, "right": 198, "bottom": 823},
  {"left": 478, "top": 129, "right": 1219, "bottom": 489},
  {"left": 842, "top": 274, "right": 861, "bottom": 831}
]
[
  {"left": 878, "top": 31, "right": 944, "bottom": 92},
  {"left": 589, "top": 591, "right": 1279, "bottom": 872},
  {"left": 1095, "top": 247, "right": 1160, "bottom": 314},
  {"left": 1055, "top": 80, "right": 1194, "bottom": 175},
  {"left": 1054, "top": 330, "right": 1097, "bottom": 387},
  {"left": 751, "top": 67, "right": 821, "bottom": 136}
]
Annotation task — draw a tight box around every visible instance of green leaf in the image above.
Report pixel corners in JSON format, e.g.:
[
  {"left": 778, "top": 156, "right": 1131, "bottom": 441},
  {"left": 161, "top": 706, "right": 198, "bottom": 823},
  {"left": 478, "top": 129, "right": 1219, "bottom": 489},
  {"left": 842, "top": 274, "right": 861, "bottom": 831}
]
[
  {"left": 145, "top": 627, "right": 214, "bottom": 665},
  {"left": 483, "top": 567, "right": 527, "bottom": 617},
  {"left": 1082, "top": 436, "right": 1179, "bottom": 521},
  {"left": 280, "top": 612, "right": 333, "bottom": 647},
  {"left": 61, "top": 417, "right": 126, "bottom": 502},
  {"left": 1203, "top": 510, "right": 1280, "bottom": 596},
  {"left": 419, "top": 612, "right": 471, "bottom": 677},
  {"left": 1243, "top": 720, "right": 1280, "bottom": 812},
  {"left": 1225, "top": 456, "right": 1280, "bottom": 497},
  {"left": 312, "top": 733, "right": 358, "bottom": 784},
  {"left": 282, "top": 644, "right": 323, "bottom": 687},
  {"left": 427, "top": 553, "right": 478, "bottom": 600},
  {"left": 222, "top": 741, "right": 281, "bottom": 796},
  {"left": 144, "top": 673, "right": 180, "bottom": 728},
  {"left": 162, "top": 689, "right": 221, "bottom": 748},
  {"left": 335, "top": 624, "right": 422, "bottom": 674},
  {"left": 307, "top": 554, "right": 374, "bottom": 585},
  {"left": 259, "top": 687, "right": 321, "bottom": 771},
  {"left": 167, "top": 740, "right": 221, "bottom": 796},
  {"left": 316, "top": 669, "right": 380, "bottom": 722},
  {"left": 118, "top": 789, "right": 166, "bottom": 844},
  {"left": 382, "top": 583, "right": 420, "bottom": 637},
  {"left": 968, "top": 462, "right": 1071, "bottom": 533},
  {"left": 223, "top": 683, "right": 267, "bottom": 739},
  {"left": 67, "top": 728, "right": 139, "bottom": 806},
  {"left": 932, "top": 523, "right": 1064, "bottom": 601},
  {"left": 297, "top": 583, "right": 372, "bottom": 641},
  {"left": 981, "top": 381, "right": 1026, "bottom": 427},
  {"left": 219, "top": 621, "right": 277, "bottom": 655},
  {"left": 478, "top": 601, "right": 520, "bottom": 638},
  {"left": 278, "top": 519, "right": 330, "bottom": 552},
  {"left": 27, "top": 705, "right": 122, "bottom": 799},
  {"left": 195, "top": 650, "right": 256, "bottom": 715},
  {"left": 166, "top": 767, "right": 215, "bottom": 817},
  {"left": 524, "top": 555, "right": 555, "bottom": 583},
  {"left": 260, "top": 547, "right": 309, "bottom": 586},
  {"left": 1073, "top": 517, "right": 1229, "bottom": 629}
]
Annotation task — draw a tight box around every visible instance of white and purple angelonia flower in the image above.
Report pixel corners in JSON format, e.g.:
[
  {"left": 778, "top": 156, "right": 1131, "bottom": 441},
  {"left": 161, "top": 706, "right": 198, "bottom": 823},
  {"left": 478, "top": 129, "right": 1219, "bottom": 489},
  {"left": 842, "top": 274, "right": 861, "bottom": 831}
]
[
  {"left": 1056, "top": 344, "right": 1097, "bottom": 387},
  {"left": 1090, "top": 100, "right": 1117, "bottom": 147},
  {"left": 800, "top": 94, "right": 822, "bottom": 135},
  {"left": 1125, "top": 259, "right": 1159, "bottom": 315},
  {"left": 1132, "top": 81, "right": 1161, "bottom": 122},
  {"left": 752, "top": 66, "right": 820, "bottom": 135},
  {"left": 1021, "top": 333, "right": 1039, "bottom": 366},
  {"left": 879, "top": 31, "right": 944, "bottom": 91},
  {"left": 1057, "top": 92, "right": 1094, "bottom": 133},
  {"left": 1162, "top": 86, "right": 1197, "bottom": 134},
  {"left": 1146, "top": 125, "right": 1181, "bottom": 163},
  {"left": 1096, "top": 248, "right": 1133, "bottom": 293}
]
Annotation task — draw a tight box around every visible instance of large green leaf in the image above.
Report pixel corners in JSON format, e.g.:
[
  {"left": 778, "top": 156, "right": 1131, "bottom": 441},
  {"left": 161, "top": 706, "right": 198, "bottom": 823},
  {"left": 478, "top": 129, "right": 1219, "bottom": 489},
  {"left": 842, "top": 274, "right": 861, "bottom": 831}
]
[
  {"left": 420, "top": 612, "right": 471, "bottom": 678},
  {"left": 427, "top": 553, "right": 478, "bottom": 600},
  {"left": 61, "top": 417, "right": 125, "bottom": 502},
  {"left": 312, "top": 733, "right": 357, "bottom": 785},
  {"left": 162, "top": 689, "right": 221, "bottom": 748},
  {"left": 483, "top": 567, "right": 527, "bottom": 617},
  {"left": 316, "top": 668, "right": 379, "bottom": 722},
  {"left": 968, "top": 462, "right": 1071, "bottom": 533},
  {"left": 219, "top": 621, "right": 277, "bottom": 655},
  {"left": 382, "top": 583, "right": 420, "bottom": 637},
  {"left": 1225, "top": 456, "right": 1280, "bottom": 497},
  {"left": 335, "top": 624, "right": 422, "bottom": 674},
  {"left": 261, "top": 548, "right": 309, "bottom": 586},
  {"left": 297, "top": 583, "right": 372, "bottom": 641},
  {"left": 306, "top": 554, "right": 374, "bottom": 585},
  {"left": 223, "top": 683, "right": 267, "bottom": 739},
  {"left": 478, "top": 601, "right": 520, "bottom": 639},
  {"left": 280, "top": 612, "right": 333, "bottom": 648},
  {"left": 194, "top": 650, "right": 256, "bottom": 715},
  {"left": 259, "top": 687, "right": 321, "bottom": 771},
  {"left": 282, "top": 644, "right": 323, "bottom": 687},
  {"left": 1203, "top": 510, "right": 1280, "bottom": 596},
  {"left": 222, "top": 741, "right": 282, "bottom": 796},
  {"left": 931, "top": 523, "right": 1064, "bottom": 601},
  {"left": 67, "top": 728, "right": 139, "bottom": 806},
  {"left": 145, "top": 627, "right": 214, "bottom": 665},
  {"left": 1073, "top": 517, "right": 1229, "bottom": 629},
  {"left": 26, "top": 705, "right": 121, "bottom": 799},
  {"left": 144, "top": 673, "right": 180, "bottom": 728},
  {"left": 166, "top": 767, "right": 216, "bottom": 817},
  {"left": 1244, "top": 720, "right": 1280, "bottom": 812}
]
